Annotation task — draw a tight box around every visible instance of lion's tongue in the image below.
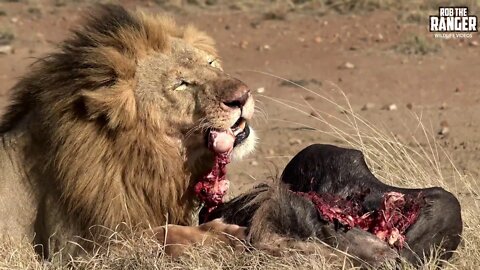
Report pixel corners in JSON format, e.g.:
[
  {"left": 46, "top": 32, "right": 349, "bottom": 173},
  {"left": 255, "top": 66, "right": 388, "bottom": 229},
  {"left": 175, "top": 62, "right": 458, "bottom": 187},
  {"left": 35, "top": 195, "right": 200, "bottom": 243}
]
[{"left": 209, "top": 129, "right": 235, "bottom": 154}]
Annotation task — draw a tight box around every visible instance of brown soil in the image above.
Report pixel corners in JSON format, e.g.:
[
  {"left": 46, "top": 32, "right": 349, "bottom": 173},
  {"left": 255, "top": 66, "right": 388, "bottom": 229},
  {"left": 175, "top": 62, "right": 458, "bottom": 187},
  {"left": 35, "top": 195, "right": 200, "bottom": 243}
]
[{"left": 0, "top": 0, "right": 478, "bottom": 196}]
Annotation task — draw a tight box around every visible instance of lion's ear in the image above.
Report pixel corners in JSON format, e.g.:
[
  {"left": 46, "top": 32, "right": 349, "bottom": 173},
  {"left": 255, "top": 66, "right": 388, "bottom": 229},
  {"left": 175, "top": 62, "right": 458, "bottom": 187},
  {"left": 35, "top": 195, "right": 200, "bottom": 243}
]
[{"left": 80, "top": 81, "right": 137, "bottom": 130}]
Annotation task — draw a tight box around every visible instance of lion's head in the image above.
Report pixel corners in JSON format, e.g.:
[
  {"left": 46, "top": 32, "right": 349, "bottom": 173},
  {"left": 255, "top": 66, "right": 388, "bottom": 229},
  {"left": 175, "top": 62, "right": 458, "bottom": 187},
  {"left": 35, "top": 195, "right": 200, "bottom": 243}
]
[
  {"left": 133, "top": 14, "right": 256, "bottom": 166},
  {"left": 0, "top": 5, "right": 255, "bottom": 230}
]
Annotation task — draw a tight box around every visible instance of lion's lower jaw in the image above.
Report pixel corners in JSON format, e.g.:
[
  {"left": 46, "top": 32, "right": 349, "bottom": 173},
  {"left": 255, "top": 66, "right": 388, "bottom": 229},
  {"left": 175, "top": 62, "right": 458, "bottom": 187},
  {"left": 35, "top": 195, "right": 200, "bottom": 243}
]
[{"left": 231, "top": 128, "right": 257, "bottom": 161}]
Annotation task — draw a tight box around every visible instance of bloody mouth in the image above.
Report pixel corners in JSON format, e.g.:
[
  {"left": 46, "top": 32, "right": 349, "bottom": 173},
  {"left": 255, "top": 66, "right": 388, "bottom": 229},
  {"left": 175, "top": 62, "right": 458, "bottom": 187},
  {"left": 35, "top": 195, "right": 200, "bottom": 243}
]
[
  {"left": 195, "top": 119, "right": 250, "bottom": 220},
  {"left": 297, "top": 190, "right": 424, "bottom": 249}
]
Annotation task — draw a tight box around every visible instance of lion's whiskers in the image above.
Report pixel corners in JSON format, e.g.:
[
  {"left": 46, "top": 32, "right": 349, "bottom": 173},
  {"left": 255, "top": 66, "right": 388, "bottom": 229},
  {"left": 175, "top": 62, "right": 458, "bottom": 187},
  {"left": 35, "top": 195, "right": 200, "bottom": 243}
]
[
  {"left": 253, "top": 101, "right": 269, "bottom": 125},
  {"left": 184, "top": 117, "right": 211, "bottom": 141}
]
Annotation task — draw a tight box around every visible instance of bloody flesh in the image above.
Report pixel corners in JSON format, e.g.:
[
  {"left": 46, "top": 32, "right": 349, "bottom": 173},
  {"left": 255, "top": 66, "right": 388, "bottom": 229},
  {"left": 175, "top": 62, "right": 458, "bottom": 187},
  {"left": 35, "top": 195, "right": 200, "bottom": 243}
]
[
  {"left": 194, "top": 152, "right": 230, "bottom": 207},
  {"left": 195, "top": 130, "right": 233, "bottom": 220},
  {"left": 297, "top": 191, "right": 423, "bottom": 248}
]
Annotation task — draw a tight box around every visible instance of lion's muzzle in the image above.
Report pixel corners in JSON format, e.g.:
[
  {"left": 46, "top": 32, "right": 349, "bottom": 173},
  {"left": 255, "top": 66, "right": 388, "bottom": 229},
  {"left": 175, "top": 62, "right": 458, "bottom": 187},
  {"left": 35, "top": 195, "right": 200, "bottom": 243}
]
[
  {"left": 205, "top": 77, "right": 254, "bottom": 154},
  {"left": 218, "top": 78, "right": 250, "bottom": 110}
]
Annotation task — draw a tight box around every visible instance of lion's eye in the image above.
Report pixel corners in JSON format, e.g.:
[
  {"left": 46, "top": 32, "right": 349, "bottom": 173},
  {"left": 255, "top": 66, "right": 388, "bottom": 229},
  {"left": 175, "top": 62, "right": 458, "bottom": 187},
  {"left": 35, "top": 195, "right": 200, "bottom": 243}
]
[
  {"left": 208, "top": 59, "right": 216, "bottom": 66},
  {"left": 174, "top": 80, "right": 189, "bottom": 91},
  {"left": 208, "top": 59, "right": 222, "bottom": 70}
]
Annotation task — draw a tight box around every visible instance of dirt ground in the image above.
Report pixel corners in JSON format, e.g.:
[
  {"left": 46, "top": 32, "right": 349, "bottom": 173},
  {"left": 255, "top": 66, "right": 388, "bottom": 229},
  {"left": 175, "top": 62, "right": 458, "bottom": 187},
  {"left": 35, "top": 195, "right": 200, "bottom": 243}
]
[{"left": 0, "top": 1, "right": 478, "bottom": 195}]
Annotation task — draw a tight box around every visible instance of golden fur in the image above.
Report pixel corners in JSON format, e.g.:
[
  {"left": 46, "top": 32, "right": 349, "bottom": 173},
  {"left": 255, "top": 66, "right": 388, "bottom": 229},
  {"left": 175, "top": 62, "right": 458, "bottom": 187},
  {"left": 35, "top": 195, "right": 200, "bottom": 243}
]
[{"left": 0, "top": 4, "right": 255, "bottom": 257}]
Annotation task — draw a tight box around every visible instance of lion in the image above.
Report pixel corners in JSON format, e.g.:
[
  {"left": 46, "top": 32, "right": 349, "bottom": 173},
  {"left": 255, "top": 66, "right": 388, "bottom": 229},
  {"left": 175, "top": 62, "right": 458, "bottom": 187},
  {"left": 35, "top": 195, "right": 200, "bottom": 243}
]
[{"left": 0, "top": 4, "right": 255, "bottom": 258}]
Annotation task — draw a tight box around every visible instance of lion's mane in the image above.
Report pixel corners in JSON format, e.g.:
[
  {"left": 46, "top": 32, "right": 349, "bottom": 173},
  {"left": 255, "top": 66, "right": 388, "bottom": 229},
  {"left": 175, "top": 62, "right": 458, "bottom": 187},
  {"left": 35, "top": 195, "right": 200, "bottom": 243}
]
[{"left": 0, "top": 5, "right": 218, "bottom": 238}]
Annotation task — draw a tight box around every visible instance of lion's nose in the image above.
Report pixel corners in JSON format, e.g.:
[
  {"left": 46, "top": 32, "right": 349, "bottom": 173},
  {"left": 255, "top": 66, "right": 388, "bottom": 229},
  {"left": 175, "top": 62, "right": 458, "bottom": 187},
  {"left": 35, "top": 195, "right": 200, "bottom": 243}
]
[{"left": 221, "top": 81, "right": 251, "bottom": 110}]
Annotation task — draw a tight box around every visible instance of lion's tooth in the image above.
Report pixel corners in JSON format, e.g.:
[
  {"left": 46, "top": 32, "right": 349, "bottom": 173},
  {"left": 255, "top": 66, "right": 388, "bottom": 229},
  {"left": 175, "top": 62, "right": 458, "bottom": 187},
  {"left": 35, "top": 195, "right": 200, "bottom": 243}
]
[
  {"left": 233, "top": 128, "right": 242, "bottom": 136},
  {"left": 238, "top": 120, "right": 246, "bottom": 130}
]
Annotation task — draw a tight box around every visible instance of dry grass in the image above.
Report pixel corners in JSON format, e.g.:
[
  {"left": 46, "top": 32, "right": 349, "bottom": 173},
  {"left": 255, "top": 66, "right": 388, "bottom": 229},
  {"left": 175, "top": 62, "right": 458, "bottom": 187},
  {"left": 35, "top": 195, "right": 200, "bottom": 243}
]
[
  {"left": 0, "top": 29, "right": 14, "bottom": 46},
  {"left": 257, "top": 74, "right": 480, "bottom": 269},
  {"left": 1, "top": 75, "right": 478, "bottom": 269},
  {"left": 393, "top": 35, "right": 441, "bottom": 55},
  {"left": 0, "top": 236, "right": 359, "bottom": 270}
]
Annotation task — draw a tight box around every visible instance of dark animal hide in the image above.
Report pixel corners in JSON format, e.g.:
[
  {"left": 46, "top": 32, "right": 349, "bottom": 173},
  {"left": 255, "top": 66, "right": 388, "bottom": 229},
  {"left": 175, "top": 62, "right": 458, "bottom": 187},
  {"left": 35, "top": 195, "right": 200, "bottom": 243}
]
[{"left": 204, "top": 144, "right": 462, "bottom": 267}]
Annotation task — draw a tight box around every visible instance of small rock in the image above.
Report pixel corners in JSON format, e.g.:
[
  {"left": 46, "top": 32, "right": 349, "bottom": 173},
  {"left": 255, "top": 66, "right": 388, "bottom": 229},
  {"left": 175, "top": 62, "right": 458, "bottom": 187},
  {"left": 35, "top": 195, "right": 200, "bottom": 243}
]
[
  {"left": 454, "top": 87, "right": 461, "bottom": 93},
  {"left": 304, "top": 95, "right": 315, "bottom": 101},
  {"left": 257, "top": 44, "right": 271, "bottom": 51},
  {"left": 406, "top": 103, "right": 413, "bottom": 110},
  {"left": 310, "top": 111, "right": 319, "bottom": 117},
  {"left": 388, "top": 104, "right": 398, "bottom": 111},
  {"left": 298, "top": 37, "right": 305, "bottom": 43},
  {"left": 361, "top": 103, "right": 375, "bottom": 111},
  {"left": 289, "top": 138, "right": 302, "bottom": 145},
  {"left": 375, "top": 33, "right": 384, "bottom": 42},
  {"left": 239, "top": 40, "right": 248, "bottom": 49},
  {"left": 382, "top": 103, "right": 398, "bottom": 111},
  {"left": 314, "top": 36, "right": 322, "bottom": 43},
  {"left": 439, "top": 102, "right": 448, "bottom": 110},
  {"left": 267, "top": 149, "right": 275, "bottom": 155},
  {"left": 469, "top": 40, "right": 479, "bottom": 47},
  {"left": 0, "top": 45, "right": 13, "bottom": 55},
  {"left": 10, "top": 17, "right": 18, "bottom": 23},
  {"left": 256, "top": 87, "right": 265, "bottom": 93},
  {"left": 439, "top": 120, "right": 450, "bottom": 136},
  {"left": 250, "top": 160, "right": 259, "bottom": 166},
  {"left": 438, "top": 126, "right": 449, "bottom": 136},
  {"left": 341, "top": 62, "right": 355, "bottom": 69}
]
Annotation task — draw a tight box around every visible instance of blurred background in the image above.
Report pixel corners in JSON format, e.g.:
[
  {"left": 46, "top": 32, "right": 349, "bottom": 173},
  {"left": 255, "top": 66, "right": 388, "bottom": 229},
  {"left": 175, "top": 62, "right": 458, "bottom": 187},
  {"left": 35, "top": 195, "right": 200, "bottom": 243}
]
[{"left": 0, "top": 0, "right": 479, "bottom": 194}]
